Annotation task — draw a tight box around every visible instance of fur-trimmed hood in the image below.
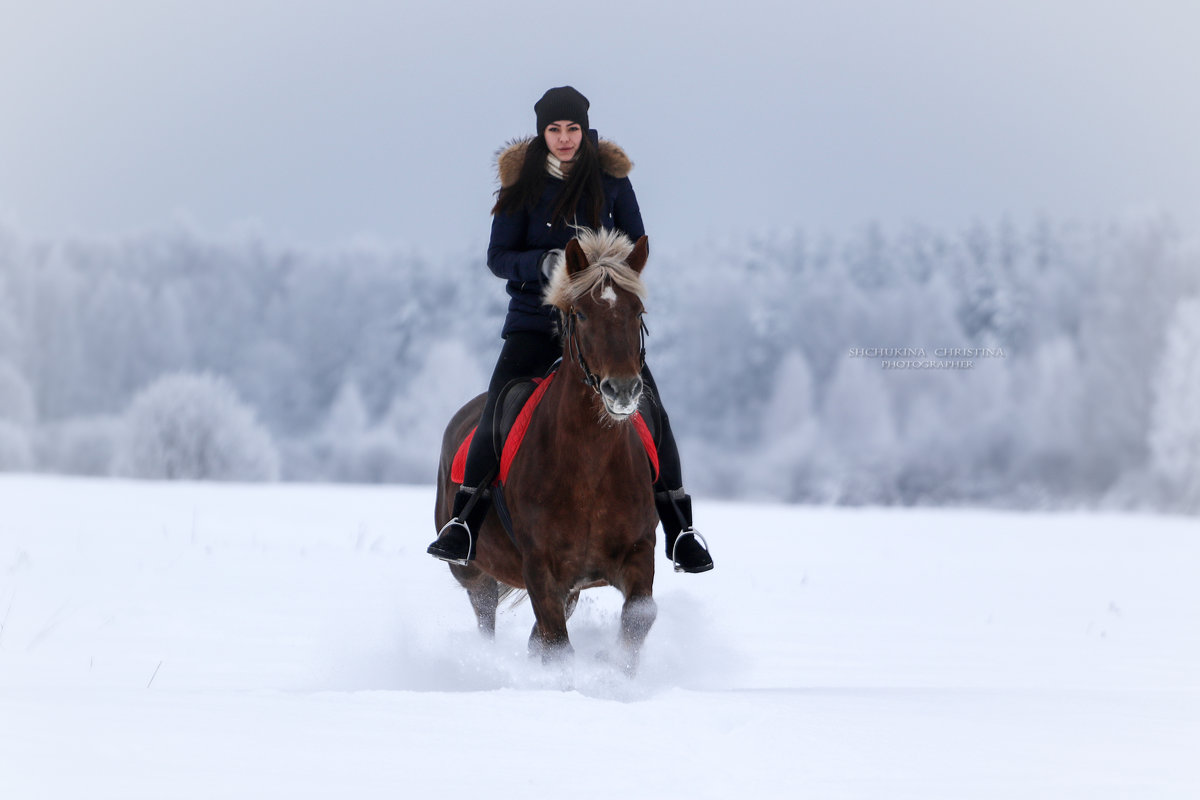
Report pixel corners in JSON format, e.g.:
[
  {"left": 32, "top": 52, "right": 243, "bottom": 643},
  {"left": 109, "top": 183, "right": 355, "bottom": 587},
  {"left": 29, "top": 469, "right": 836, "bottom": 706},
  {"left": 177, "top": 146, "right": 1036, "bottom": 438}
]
[{"left": 496, "top": 137, "right": 633, "bottom": 188}]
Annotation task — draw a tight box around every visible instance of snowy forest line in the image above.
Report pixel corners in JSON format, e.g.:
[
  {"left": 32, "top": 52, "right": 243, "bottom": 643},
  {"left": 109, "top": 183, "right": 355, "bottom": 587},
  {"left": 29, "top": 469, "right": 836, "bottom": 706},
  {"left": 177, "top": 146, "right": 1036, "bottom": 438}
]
[{"left": 0, "top": 217, "right": 1197, "bottom": 512}]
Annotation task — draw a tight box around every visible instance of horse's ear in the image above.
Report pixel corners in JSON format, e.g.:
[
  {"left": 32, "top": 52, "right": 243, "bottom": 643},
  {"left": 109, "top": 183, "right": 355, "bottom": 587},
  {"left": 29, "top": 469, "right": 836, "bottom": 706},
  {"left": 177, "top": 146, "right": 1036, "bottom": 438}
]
[
  {"left": 628, "top": 235, "right": 649, "bottom": 274},
  {"left": 564, "top": 238, "right": 587, "bottom": 276}
]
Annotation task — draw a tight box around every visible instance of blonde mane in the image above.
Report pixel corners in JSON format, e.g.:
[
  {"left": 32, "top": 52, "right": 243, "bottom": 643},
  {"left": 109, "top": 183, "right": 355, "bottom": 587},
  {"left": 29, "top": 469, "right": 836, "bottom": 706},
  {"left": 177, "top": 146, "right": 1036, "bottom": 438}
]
[{"left": 543, "top": 228, "right": 647, "bottom": 312}]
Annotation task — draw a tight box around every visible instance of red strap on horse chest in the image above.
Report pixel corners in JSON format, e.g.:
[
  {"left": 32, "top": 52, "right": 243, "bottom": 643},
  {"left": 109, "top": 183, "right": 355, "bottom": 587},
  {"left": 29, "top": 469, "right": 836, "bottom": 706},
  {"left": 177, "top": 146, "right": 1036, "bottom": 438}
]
[{"left": 632, "top": 412, "right": 660, "bottom": 483}]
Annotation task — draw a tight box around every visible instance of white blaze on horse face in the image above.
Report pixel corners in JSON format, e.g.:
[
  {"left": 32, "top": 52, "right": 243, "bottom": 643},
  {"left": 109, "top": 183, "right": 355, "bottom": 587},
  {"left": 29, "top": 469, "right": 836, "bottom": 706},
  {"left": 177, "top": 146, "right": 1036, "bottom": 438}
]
[{"left": 600, "top": 284, "right": 618, "bottom": 306}]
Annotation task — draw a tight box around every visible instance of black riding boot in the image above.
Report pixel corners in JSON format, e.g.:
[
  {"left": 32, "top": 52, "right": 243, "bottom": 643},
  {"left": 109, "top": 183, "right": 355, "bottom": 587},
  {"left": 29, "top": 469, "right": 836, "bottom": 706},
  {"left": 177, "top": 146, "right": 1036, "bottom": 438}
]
[
  {"left": 654, "top": 489, "right": 714, "bottom": 573},
  {"left": 427, "top": 486, "right": 491, "bottom": 565}
]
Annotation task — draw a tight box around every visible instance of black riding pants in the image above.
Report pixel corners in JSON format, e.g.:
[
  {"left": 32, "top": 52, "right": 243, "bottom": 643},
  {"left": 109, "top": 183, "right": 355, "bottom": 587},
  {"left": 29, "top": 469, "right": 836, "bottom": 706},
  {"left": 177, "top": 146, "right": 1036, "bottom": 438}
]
[{"left": 460, "top": 331, "right": 684, "bottom": 493}]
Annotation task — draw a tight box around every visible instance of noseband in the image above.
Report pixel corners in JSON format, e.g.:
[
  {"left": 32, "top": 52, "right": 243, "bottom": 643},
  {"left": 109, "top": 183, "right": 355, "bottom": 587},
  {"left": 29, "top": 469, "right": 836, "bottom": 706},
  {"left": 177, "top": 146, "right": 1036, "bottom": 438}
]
[{"left": 562, "top": 308, "right": 648, "bottom": 395}]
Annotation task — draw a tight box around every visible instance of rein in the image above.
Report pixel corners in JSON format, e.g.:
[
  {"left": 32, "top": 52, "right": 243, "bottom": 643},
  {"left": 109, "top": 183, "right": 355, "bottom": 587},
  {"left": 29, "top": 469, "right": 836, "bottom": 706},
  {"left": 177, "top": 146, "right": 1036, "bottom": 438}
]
[{"left": 562, "top": 306, "right": 648, "bottom": 394}]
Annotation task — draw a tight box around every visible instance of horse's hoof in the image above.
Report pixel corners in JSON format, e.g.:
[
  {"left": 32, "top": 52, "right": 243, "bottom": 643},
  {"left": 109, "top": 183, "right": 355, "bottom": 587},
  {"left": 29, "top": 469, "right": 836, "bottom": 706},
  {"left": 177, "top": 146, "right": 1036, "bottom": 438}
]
[{"left": 529, "top": 638, "right": 575, "bottom": 666}]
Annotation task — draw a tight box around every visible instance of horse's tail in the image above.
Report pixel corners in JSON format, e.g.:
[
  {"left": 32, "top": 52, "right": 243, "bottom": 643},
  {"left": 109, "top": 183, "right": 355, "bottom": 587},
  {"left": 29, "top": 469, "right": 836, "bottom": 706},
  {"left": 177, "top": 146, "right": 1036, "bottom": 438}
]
[{"left": 497, "top": 583, "right": 528, "bottom": 610}]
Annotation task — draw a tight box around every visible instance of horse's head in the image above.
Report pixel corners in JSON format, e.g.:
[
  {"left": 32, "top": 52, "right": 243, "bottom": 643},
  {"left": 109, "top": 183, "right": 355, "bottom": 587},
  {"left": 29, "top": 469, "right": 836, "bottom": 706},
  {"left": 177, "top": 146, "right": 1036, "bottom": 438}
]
[{"left": 544, "top": 229, "right": 650, "bottom": 422}]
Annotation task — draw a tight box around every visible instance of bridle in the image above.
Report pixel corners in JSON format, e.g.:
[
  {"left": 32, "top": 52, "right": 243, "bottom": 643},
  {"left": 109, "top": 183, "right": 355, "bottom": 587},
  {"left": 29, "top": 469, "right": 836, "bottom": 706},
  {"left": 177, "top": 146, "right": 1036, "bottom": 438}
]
[{"left": 561, "top": 306, "right": 648, "bottom": 395}]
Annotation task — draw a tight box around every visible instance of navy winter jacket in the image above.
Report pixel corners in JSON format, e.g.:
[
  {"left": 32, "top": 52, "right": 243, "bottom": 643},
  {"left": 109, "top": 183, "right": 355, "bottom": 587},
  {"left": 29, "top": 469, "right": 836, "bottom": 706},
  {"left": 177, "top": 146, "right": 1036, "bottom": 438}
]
[{"left": 487, "top": 135, "right": 646, "bottom": 337}]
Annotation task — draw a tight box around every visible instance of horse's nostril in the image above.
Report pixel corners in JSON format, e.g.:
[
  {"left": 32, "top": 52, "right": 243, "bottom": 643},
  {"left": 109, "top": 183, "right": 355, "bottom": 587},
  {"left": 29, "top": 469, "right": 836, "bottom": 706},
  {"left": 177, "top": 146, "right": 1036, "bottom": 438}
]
[{"left": 599, "top": 377, "right": 643, "bottom": 414}]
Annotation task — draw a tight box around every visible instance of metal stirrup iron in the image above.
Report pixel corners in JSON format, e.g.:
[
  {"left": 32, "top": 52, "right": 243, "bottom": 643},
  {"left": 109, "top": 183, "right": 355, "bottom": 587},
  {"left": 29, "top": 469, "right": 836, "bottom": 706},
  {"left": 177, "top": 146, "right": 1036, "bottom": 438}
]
[
  {"left": 432, "top": 517, "right": 473, "bottom": 566},
  {"left": 671, "top": 528, "right": 710, "bottom": 573}
]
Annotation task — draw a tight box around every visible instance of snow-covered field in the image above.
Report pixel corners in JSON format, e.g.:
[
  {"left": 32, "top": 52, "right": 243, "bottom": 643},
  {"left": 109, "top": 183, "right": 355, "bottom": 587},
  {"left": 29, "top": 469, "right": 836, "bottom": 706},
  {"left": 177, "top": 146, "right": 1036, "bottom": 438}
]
[{"left": 1, "top": 475, "right": 1197, "bottom": 799}]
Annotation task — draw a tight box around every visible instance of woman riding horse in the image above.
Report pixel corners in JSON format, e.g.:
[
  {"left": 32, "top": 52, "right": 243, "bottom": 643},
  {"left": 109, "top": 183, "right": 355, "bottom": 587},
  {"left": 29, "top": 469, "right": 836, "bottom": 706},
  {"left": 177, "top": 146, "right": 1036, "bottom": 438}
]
[{"left": 426, "top": 85, "right": 713, "bottom": 575}]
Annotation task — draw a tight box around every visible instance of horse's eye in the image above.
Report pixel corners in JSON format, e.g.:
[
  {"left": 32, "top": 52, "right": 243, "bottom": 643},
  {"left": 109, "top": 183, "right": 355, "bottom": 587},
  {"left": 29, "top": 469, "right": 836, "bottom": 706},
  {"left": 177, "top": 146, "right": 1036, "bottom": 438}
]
[{"left": 575, "top": 311, "right": 588, "bottom": 322}]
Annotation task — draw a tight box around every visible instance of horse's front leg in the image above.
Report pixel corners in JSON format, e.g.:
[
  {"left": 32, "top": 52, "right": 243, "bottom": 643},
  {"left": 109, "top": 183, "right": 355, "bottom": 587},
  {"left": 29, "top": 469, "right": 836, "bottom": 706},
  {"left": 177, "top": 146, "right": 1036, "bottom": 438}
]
[
  {"left": 618, "top": 540, "right": 657, "bottom": 676},
  {"left": 523, "top": 560, "right": 574, "bottom": 664}
]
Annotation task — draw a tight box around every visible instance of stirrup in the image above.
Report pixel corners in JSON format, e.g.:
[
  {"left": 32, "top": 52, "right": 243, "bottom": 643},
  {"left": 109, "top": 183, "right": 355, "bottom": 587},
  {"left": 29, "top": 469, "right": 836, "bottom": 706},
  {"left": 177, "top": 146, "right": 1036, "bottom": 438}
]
[
  {"left": 671, "top": 528, "right": 711, "bottom": 573},
  {"left": 428, "top": 517, "right": 474, "bottom": 566}
]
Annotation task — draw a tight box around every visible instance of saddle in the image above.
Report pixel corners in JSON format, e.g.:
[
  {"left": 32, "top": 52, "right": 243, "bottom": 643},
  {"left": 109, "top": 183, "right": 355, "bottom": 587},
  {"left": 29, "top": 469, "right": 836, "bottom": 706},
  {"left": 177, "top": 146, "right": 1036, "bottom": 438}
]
[{"left": 449, "top": 369, "right": 660, "bottom": 487}]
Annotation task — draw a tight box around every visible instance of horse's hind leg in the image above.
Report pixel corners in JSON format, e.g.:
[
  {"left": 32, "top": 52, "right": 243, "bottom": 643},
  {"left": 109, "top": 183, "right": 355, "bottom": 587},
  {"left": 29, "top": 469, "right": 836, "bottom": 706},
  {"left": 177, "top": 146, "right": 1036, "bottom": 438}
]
[{"left": 450, "top": 564, "right": 499, "bottom": 638}]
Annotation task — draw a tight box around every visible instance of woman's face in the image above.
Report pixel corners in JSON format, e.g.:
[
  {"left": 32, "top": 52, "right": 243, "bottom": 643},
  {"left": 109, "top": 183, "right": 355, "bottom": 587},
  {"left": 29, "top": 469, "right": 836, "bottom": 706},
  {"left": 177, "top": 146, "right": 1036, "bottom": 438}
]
[{"left": 544, "top": 120, "right": 583, "bottom": 162}]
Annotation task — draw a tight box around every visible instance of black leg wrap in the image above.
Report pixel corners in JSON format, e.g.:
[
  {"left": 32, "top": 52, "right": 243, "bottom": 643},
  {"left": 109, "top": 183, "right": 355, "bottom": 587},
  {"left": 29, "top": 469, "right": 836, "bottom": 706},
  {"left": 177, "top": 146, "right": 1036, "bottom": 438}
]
[{"left": 654, "top": 489, "right": 714, "bottom": 574}]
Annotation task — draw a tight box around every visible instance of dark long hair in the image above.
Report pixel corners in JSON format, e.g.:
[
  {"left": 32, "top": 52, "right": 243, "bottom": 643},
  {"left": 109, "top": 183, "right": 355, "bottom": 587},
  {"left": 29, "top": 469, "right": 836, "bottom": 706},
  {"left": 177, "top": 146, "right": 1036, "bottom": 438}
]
[{"left": 492, "top": 134, "right": 605, "bottom": 228}]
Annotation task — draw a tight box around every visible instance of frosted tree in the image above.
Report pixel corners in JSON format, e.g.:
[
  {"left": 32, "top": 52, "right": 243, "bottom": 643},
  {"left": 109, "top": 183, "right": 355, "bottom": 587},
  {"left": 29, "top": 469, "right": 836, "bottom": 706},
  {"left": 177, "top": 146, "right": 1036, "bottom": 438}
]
[
  {"left": 25, "top": 248, "right": 87, "bottom": 420},
  {"left": 1077, "top": 218, "right": 1191, "bottom": 489},
  {"left": 1148, "top": 297, "right": 1200, "bottom": 510},
  {"left": 0, "top": 422, "right": 31, "bottom": 470},
  {"left": 383, "top": 339, "right": 489, "bottom": 483},
  {"left": 76, "top": 272, "right": 160, "bottom": 413},
  {"left": 0, "top": 361, "right": 35, "bottom": 428},
  {"left": 1008, "top": 337, "right": 1087, "bottom": 499},
  {"left": 843, "top": 221, "right": 893, "bottom": 290},
  {"left": 820, "top": 356, "right": 900, "bottom": 503},
  {"left": 0, "top": 271, "right": 22, "bottom": 367},
  {"left": 757, "top": 350, "right": 826, "bottom": 501},
  {"left": 37, "top": 416, "right": 121, "bottom": 476},
  {"left": 306, "top": 380, "right": 400, "bottom": 484},
  {"left": 118, "top": 372, "right": 279, "bottom": 481},
  {"left": 0, "top": 358, "right": 34, "bottom": 470}
]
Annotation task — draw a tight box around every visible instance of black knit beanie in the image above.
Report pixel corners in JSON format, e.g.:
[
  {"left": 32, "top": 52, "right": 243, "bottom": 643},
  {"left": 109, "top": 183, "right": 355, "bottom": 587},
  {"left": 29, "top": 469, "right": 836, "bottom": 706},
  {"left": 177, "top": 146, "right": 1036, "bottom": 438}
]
[{"left": 534, "top": 86, "right": 590, "bottom": 134}]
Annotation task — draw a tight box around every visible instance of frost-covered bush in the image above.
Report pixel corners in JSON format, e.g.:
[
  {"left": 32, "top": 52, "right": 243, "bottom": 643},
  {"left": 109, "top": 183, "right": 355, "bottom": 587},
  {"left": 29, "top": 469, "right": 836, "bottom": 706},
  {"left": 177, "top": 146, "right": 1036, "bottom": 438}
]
[{"left": 118, "top": 372, "right": 279, "bottom": 481}]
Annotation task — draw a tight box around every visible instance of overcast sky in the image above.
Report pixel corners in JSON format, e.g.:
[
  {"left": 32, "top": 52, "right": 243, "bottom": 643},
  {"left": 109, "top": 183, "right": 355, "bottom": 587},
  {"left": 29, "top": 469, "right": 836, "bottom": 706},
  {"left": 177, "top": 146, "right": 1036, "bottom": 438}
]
[{"left": 2, "top": 0, "right": 1198, "bottom": 253}]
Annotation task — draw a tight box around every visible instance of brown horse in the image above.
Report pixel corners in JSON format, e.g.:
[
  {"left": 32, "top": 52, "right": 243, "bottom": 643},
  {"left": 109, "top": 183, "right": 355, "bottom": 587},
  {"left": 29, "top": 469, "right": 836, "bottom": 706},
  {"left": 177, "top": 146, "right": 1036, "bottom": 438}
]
[{"left": 434, "top": 229, "right": 659, "bottom": 671}]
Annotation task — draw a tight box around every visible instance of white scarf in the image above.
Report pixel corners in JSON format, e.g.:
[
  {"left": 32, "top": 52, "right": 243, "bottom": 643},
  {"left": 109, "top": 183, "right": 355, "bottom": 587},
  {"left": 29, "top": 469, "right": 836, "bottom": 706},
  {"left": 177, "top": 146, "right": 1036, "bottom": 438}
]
[{"left": 546, "top": 154, "right": 567, "bottom": 180}]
